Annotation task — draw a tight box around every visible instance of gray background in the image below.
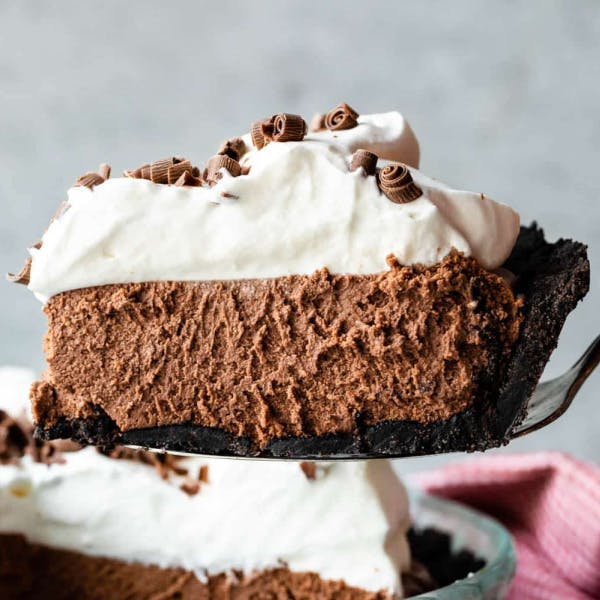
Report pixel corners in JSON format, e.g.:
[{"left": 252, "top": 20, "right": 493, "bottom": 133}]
[{"left": 0, "top": 1, "right": 598, "bottom": 471}]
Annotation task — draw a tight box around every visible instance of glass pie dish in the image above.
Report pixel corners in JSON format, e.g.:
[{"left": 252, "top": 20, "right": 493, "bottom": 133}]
[{"left": 409, "top": 491, "right": 516, "bottom": 599}]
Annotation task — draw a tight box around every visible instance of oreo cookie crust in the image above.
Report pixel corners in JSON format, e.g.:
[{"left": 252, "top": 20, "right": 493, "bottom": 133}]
[{"left": 33, "top": 225, "right": 589, "bottom": 458}]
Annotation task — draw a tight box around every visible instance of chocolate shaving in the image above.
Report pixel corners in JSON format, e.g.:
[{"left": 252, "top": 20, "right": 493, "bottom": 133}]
[
  {"left": 100, "top": 446, "right": 189, "bottom": 480},
  {"left": 377, "top": 163, "right": 423, "bottom": 204},
  {"left": 350, "top": 149, "right": 378, "bottom": 176},
  {"left": 218, "top": 137, "right": 247, "bottom": 161},
  {"left": 167, "top": 159, "right": 192, "bottom": 184},
  {"left": 300, "top": 461, "right": 317, "bottom": 480},
  {"left": 310, "top": 113, "right": 326, "bottom": 132},
  {"left": 199, "top": 464, "right": 209, "bottom": 483},
  {"left": 75, "top": 172, "right": 105, "bottom": 189},
  {"left": 7, "top": 258, "right": 32, "bottom": 286},
  {"left": 174, "top": 170, "right": 203, "bottom": 187},
  {"left": 180, "top": 479, "right": 200, "bottom": 496},
  {"left": 124, "top": 158, "right": 203, "bottom": 186},
  {"left": 75, "top": 163, "right": 111, "bottom": 189},
  {"left": 251, "top": 118, "right": 274, "bottom": 150},
  {"left": 98, "top": 163, "right": 111, "bottom": 180},
  {"left": 150, "top": 157, "right": 178, "bottom": 184},
  {"left": 0, "top": 410, "right": 69, "bottom": 466},
  {"left": 0, "top": 411, "right": 29, "bottom": 464},
  {"left": 204, "top": 154, "right": 242, "bottom": 186},
  {"left": 324, "top": 103, "right": 359, "bottom": 131},
  {"left": 272, "top": 113, "right": 307, "bottom": 142}
]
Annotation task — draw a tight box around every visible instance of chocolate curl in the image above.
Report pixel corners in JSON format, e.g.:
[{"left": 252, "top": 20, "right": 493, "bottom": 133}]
[
  {"left": 204, "top": 154, "right": 242, "bottom": 186},
  {"left": 98, "top": 163, "right": 111, "bottom": 180},
  {"left": 76, "top": 173, "right": 105, "bottom": 188},
  {"left": 377, "top": 163, "right": 423, "bottom": 204},
  {"left": 324, "top": 102, "right": 359, "bottom": 131},
  {"left": 174, "top": 169, "right": 203, "bottom": 187},
  {"left": 272, "top": 113, "right": 307, "bottom": 142},
  {"left": 6, "top": 258, "right": 32, "bottom": 286},
  {"left": 167, "top": 159, "right": 192, "bottom": 184},
  {"left": 310, "top": 113, "right": 326, "bottom": 132},
  {"left": 123, "top": 163, "right": 149, "bottom": 178},
  {"left": 250, "top": 117, "right": 276, "bottom": 149},
  {"left": 350, "top": 149, "right": 378, "bottom": 176},
  {"left": 150, "top": 157, "right": 180, "bottom": 184},
  {"left": 75, "top": 163, "right": 111, "bottom": 189},
  {"left": 218, "top": 137, "right": 247, "bottom": 161}
]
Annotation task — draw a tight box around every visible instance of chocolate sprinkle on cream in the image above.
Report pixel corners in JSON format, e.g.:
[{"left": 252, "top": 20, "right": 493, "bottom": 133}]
[
  {"left": 150, "top": 157, "right": 182, "bottom": 185},
  {"left": 98, "top": 163, "right": 111, "bottom": 180},
  {"left": 252, "top": 114, "right": 307, "bottom": 148},
  {"left": 180, "top": 480, "right": 201, "bottom": 496},
  {"left": 199, "top": 464, "right": 209, "bottom": 483},
  {"left": 167, "top": 159, "right": 192, "bottom": 185},
  {"left": 377, "top": 162, "right": 423, "bottom": 204},
  {"left": 272, "top": 113, "right": 308, "bottom": 142},
  {"left": 101, "top": 446, "right": 190, "bottom": 481},
  {"left": 124, "top": 158, "right": 201, "bottom": 186},
  {"left": 0, "top": 410, "right": 70, "bottom": 466},
  {"left": 350, "top": 149, "right": 378, "bottom": 176},
  {"left": 250, "top": 118, "right": 272, "bottom": 150},
  {"left": 7, "top": 258, "right": 32, "bottom": 286},
  {"left": 204, "top": 154, "right": 242, "bottom": 186},
  {"left": 324, "top": 103, "right": 359, "bottom": 131},
  {"left": 218, "top": 137, "right": 247, "bottom": 161},
  {"left": 300, "top": 461, "right": 317, "bottom": 480},
  {"left": 174, "top": 169, "right": 203, "bottom": 187},
  {"left": 75, "top": 163, "right": 111, "bottom": 189}
]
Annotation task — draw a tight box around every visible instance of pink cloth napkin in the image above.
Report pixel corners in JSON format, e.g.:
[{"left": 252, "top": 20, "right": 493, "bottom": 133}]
[{"left": 416, "top": 452, "right": 600, "bottom": 600}]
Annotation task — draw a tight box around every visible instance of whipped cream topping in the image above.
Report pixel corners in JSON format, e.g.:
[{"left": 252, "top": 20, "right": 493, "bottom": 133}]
[
  {"left": 0, "top": 369, "right": 411, "bottom": 596},
  {"left": 28, "top": 111, "right": 519, "bottom": 301}
]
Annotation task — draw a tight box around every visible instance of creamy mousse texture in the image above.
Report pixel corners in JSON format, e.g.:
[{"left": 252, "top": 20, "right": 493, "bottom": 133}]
[
  {"left": 0, "top": 369, "right": 411, "bottom": 598},
  {"left": 26, "top": 110, "right": 519, "bottom": 302}
]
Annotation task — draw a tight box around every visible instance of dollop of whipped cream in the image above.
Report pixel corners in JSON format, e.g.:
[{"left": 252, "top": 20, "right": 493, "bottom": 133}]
[
  {"left": 0, "top": 371, "right": 410, "bottom": 596},
  {"left": 28, "top": 111, "right": 519, "bottom": 302}
]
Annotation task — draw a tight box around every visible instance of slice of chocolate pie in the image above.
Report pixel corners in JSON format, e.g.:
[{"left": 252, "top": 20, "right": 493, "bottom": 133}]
[{"left": 11, "top": 105, "right": 589, "bottom": 457}]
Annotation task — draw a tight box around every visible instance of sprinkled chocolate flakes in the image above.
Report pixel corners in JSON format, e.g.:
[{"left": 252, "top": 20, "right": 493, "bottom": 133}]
[
  {"left": 251, "top": 118, "right": 272, "bottom": 150},
  {"left": 199, "top": 464, "right": 210, "bottom": 483},
  {"left": 377, "top": 163, "right": 423, "bottom": 204},
  {"left": 350, "top": 149, "right": 378, "bottom": 176},
  {"left": 272, "top": 113, "right": 307, "bottom": 142},
  {"left": 251, "top": 113, "right": 308, "bottom": 149},
  {"left": 324, "top": 103, "right": 359, "bottom": 131},
  {"left": 174, "top": 168, "right": 203, "bottom": 187},
  {"left": 300, "top": 461, "right": 317, "bottom": 480},
  {"left": 75, "top": 163, "right": 112, "bottom": 189},
  {"left": 204, "top": 154, "right": 242, "bottom": 186},
  {"left": 7, "top": 258, "right": 32, "bottom": 286},
  {"left": 124, "top": 157, "right": 202, "bottom": 187},
  {"left": 180, "top": 480, "right": 201, "bottom": 496},
  {"left": 0, "top": 410, "right": 71, "bottom": 466},
  {"left": 218, "top": 137, "right": 247, "bottom": 161}
]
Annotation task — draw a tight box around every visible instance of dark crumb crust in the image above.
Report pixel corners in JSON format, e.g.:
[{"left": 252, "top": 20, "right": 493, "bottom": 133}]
[
  {"left": 0, "top": 528, "right": 483, "bottom": 599},
  {"left": 35, "top": 225, "right": 589, "bottom": 458}
]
